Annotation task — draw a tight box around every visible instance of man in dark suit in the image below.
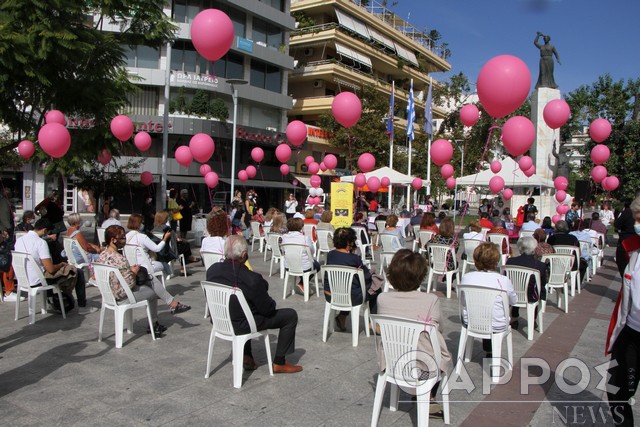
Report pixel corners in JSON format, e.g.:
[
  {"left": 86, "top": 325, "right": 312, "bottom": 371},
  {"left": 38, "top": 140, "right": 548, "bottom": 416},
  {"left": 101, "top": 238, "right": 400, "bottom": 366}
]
[
  {"left": 547, "top": 220, "right": 587, "bottom": 283},
  {"left": 506, "top": 237, "right": 547, "bottom": 329},
  {"left": 206, "top": 235, "right": 302, "bottom": 374}
]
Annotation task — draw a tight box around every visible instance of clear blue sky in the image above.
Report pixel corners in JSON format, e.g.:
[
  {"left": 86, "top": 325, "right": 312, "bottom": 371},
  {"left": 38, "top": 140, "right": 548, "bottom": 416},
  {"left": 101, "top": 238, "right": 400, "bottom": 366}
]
[{"left": 390, "top": 0, "right": 639, "bottom": 93}]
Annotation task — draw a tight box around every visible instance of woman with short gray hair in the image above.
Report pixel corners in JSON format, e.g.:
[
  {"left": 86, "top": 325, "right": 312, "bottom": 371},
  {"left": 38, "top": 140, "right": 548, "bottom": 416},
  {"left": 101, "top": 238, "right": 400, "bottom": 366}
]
[{"left": 65, "top": 212, "right": 102, "bottom": 263}]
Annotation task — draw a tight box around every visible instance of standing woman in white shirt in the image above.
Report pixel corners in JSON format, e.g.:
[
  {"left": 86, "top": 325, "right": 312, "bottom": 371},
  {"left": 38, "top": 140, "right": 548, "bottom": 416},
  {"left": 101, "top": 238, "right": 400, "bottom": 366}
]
[
  {"left": 285, "top": 193, "right": 298, "bottom": 219},
  {"left": 599, "top": 201, "right": 615, "bottom": 231}
]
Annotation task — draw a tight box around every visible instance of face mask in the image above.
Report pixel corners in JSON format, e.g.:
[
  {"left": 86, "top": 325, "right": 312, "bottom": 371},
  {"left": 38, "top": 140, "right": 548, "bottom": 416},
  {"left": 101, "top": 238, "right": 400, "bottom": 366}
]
[{"left": 634, "top": 224, "right": 640, "bottom": 235}]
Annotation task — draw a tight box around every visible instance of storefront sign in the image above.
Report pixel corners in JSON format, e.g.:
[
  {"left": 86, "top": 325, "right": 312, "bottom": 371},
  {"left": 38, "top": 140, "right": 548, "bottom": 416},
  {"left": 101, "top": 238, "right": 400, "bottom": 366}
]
[
  {"left": 66, "top": 115, "right": 171, "bottom": 133},
  {"left": 170, "top": 71, "right": 219, "bottom": 90},
  {"left": 236, "top": 127, "right": 286, "bottom": 145},
  {"left": 307, "top": 125, "right": 332, "bottom": 139}
]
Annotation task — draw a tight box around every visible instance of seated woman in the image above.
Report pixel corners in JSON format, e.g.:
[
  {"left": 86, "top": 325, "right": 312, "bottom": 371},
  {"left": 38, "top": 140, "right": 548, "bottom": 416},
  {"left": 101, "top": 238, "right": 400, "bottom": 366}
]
[
  {"left": 377, "top": 249, "right": 452, "bottom": 414},
  {"left": 303, "top": 209, "right": 318, "bottom": 242},
  {"left": 460, "top": 242, "right": 517, "bottom": 357},
  {"left": 351, "top": 211, "right": 371, "bottom": 244},
  {"left": 201, "top": 208, "right": 229, "bottom": 254},
  {"left": 65, "top": 213, "right": 101, "bottom": 263},
  {"left": 263, "top": 207, "right": 278, "bottom": 227},
  {"left": 533, "top": 228, "right": 554, "bottom": 260},
  {"left": 269, "top": 210, "right": 288, "bottom": 235},
  {"left": 427, "top": 218, "right": 459, "bottom": 271},
  {"left": 15, "top": 210, "right": 36, "bottom": 232},
  {"left": 126, "top": 213, "right": 173, "bottom": 276},
  {"left": 463, "top": 220, "right": 485, "bottom": 241},
  {"left": 325, "top": 228, "right": 382, "bottom": 331},
  {"left": 96, "top": 225, "right": 191, "bottom": 334},
  {"left": 380, "top": 214, "right": 405, "bottom": 250},
  {"left": 419, "top": 212, "right": 439, "bottom": 233},
  {"left": 316, "top": 210, "right": 336, "bottom": 249},
  {"left": 281, "top": 218, "right": 318, "bottom": 295},
  {"left": 541, "top": 216, "right": 554, "bottom": 235},
  {"left": 151, "top": 211, "right": 198, "bottom": 267}
]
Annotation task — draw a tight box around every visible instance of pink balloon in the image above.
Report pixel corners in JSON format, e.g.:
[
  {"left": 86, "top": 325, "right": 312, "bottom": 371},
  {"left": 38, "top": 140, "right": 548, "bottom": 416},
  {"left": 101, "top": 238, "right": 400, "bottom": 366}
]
[
  {"left": 140, "top": 171, "right": 153, "bottom": 186},
  {"left": 189, "top": 133, "right": 215, "bottom": 163},
  {"left": 38, "top": 123, "right": 71, "bottom": 158},
  {"left": 251, "top": 147, "right": 264, "bottom": 163},
  {"left": 304, "top": 156, "right": 314, "bottom": 166},
  {"left": 331, "top": 92, "right": 362, "bottom": 128},
  {"left": 204, "top": 171, "right": 219, "bottom": 188},
  {"left": 524, "top": 165, "right": 536, "bottom": 177},
  {"left": 308, "top": 162, "right": 320, "bottom": 175},
  {"left": 18, "top": 140, "right": 35, "bottom": 159},
  {"left": 354, "top": 173, "right": 366, "bottom": 188},
  {"left": 367, "top": 176, "right": 381, "bottom": 193},
  {"left": 503, "top": 188, "right": 513, "bottom": 200},
  {"left": 323, "top": 154, "right": 338, "bottom": 169},
  {"left": 97, "top": 149, "right": 112, "bottom": 165},
  {"left": 200, "top": 164, "right": 212, "bottom": 176},
  {"left": 590, "top": 118, "right": 612, "bottom": 143},
  {"left": 446, "top": 177, "right": 456, "bottom": 189},
  {"left": 190, "top": 9, "right": 234, "bottom": 61},
  {"left": 110, "top": 115, "right": 134, "bottom": 142},
  {"left": 275, "top": 144, "right": 292, "bottom": 163},
  {"left": 590, "top": 144, "right": 610, "bottom": 165},
  {"left": 459, "top": 104, "right": 480, "bottom": 127},
  {"left": 602, "top": 176, "right": 620, "bottom": 192},
  {"left": 286, "top": 121, "right": 307, "bottom": 146},
  {"left": 319, "top": 162, "right": 327, "bottom": 172},
  {"left": 280, "top": 164, "right": 290, "bottom": 175},
  {"left": 543, "top": 99, "right": 571, "bottom": 129},
  {"left": 490, "top": 160, "right": 502, "bottom": 174},
  {"left": 489, "top": 175, "right": 505, "bottom": 193},
  {"left": 238, "top": 170, "right": 248, "bottom": 182},
  {"left": 591, "top": 165, "right": 607, "bottom": 183},
  {"left": 552, "top": 214, "right": 561, "bottom": 224},
  {"left": 477, "top": 55, "right": 531, "bottom": 118},
  {"left": 502, "top": 116, "right": 535, "bottom": 157},
  {"left": 358, "top": 153, "right": 376, "bottom": 172},
  {"left": 45, "top": 110, "right": 66, "bottom": 125},
  {"left": 554, "top": 176, "right": 569, "bottom": 191},
  {"left": 518, "top": 156, "right": 533, "bottom": 171},
  {"left": 557, "top": 204, "right": 570, "bottom": 215},
  {"left": 555, "top": 190, "right": 567, "bottom": 203},
  {"left": 134, "top": 132, "right": 152, "bottom": 151},
  {"left": 431, "top": 139, "right": 454, "bottom": 166},
  {"left": 381, "top": 177, "right": 391, "bottom": 187},
  {"left": 440, "top": 164, "right": 454, "bottom": 179},
  {"left": 411, "top": 177, "right": 423, "bottom": 190},
  {"left": 310, "top": 175, "right": 322, "bottom": 188},
  {"left": 245, "top": 165, "right": 257, "bottom": 178},
  {"left": 175, "top": 146, "right": 193, "bottom": 167}
]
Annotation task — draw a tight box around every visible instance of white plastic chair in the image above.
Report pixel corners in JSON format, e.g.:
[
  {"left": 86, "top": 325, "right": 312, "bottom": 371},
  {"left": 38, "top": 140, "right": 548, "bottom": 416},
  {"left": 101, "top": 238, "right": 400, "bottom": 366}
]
[
  {"left": 370, "top": 315, "right": 450, "bottom": 426},
  {"left": 202, "top": 281, "right": 274, "bottom": 388},
  {"left": 374, "top": 220, "right": 386, "bottom": 245},
  {"left": 321, "top": 266, "right": 370, "bottom": 347},
  {"left": 552, "top": 245, "right": 581, "bottom": 296},
  {"left": 96, "top": 227, "right": 106, "bottom": 247},
  {"left": 417, "top": 230, "right": 435, "bottom": 255},
  {"left": 352, "top": 226, "right": 374, "bottom": 266},
  {"left": 12, "top": 251, "right": 67, "bottom": 324},
  {"left": 315, "top": 230, "right": 333, "bottom": 264},
  {"left": 480, "top": 227, "right": 491, "bottom": 239},
  {"left": 281, "top": 243, "right": 319, "bottom": 302},
  {"left": 264, "top": 233, "right": 285, "bottom": 278},
  {"left": 63, "top": 237, "right": 92, "bottom": 283},
  {"left": 93, "top": 263, "right": 156, "bottom": 348},
  {"left": 378, "top": 251, "right": 396, "bottom": 276},
  {"left": 455, "top": 285, "right": 513, "bottom": 383},
  {"left": 303, "top": 223, "right": 317, "bottom": 242},
  {"left": 201, "top": 251, "right": 226, "bottom": 319},
  {"left": 541, "top": 253, "right": 573, "bottom": 313},
  {"left": 411, "top": 225, "right": 421, "bottom": 251},
  {"left": 426, "top": 243, "right": 460, "bottom": 298},
  {"left": 14, "top": 231, "right": 27, "bottom": 241},
  {"left": 593, "top": 232, "right": 605, "bottom": 269},
  {"left": 380, "top": 233, "right": 402, "bottom": 252},
  {"left": 123, "top": 244, "right": 166, "bottom": 290},
  {"left": 503, "top": 265, "right": 543, "bottom": 340},
  {"left": 249, "top": 221, "right": 265, "bottom": 252},
  {"left": 487, "top": 234, "right": 509, "bottom": 266},
  {"left": 460, "top": 239, "right": 482, "bottom": 276},
  {"left": 518, "top": 229, "right": 535, "bottom": 239}
]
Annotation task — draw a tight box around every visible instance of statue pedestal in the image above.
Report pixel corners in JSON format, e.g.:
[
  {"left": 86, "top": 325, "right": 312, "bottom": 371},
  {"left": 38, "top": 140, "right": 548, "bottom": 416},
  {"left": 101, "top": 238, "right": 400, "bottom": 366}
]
[{"left": 531, "top": 88, "right": 561, "bottom": 185}]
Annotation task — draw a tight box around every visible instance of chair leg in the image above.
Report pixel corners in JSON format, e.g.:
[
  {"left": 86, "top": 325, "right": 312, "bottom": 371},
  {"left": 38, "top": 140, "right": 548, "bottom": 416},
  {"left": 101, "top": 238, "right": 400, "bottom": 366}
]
[
  {"left": 232, "top": 337, "right": 246, "bottom": 389},
  {"left": 455, "top": 328, "right": 468, "bottom": 374},
  {"left": 282, "top": 273, "right": 289, "bottom": 300},
  {"left": 98, "top": 306, "right": 106, "bottom": 342},
  {"left": 364, "top": 307, "right": 371, "bottom": 337},
  {"left": 14, "top": 287, "right": 21, "bottom": 321},
  {"left": 269, "top": 257, "right": 274, "bottom": 277},
  {"left": 350, "top": 307, "right": 360, "bottom": 347},
  {"left": 314, "top": 274, "right": 320, "bottom": 298},
  {"left": 115, "top": 310, "right": 125, "bottom": 349},
  {"left": 389, "top": 383, "right": 399, "bottom": 412},
  {"left": 303, "top": 275, "right": 309, "bottom": 302},
  {"left": 526, "top": 303, "right": 535, "bottom": 341},
  {"left": 146, "top": 305, "right": 156, "bottom": 341},
  {"left": 491, "top": 335, "right": 503, "bottom": 383},
  {"left": 124, "top": 310, "right": 133, "bottom": 334},
  {"left": 322, "top": 304, "right": 332, "bottom": 343},
  {"left": 27, "top": 290, "right": 38, "bottom": 324},
  {"left": 563, "top": 284, "right": 569, "bottom": 313},
  {"left": 204, "top": 328, "right": 216, "bottom": 378},
  {"left": 426, "top": 270, "right": 434, "bottom": 293},
  {"left": 56, "top": 289, "right": 66, "bottom": 320},
  {"left": 279, "top": 260, "right": 285, "bottom": 279},
  {"left": 370, "top": 374, "right": 387, "bottom": 427},
  {"left": 416, "top": 390, "right": 430, "bottom": 427},
  {"left": 262, "top": 332, "right": 274, "bottom": 376},
  {"left": 442, "top": 373, "right": 451, "bottom": 425},
  {"left": 180, "top": 254, "right": 187, "bottom": 277},
  {"left": 445, "top": 273, "right": 452, "bottom": 299}
]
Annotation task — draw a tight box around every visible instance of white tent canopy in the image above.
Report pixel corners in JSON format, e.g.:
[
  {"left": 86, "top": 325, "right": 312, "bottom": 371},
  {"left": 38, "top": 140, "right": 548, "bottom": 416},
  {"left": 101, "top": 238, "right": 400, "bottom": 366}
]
[
  {"left": 339, "top": 166, "right": 417, "bottom": 185},
  {"left": 456, "top": 157, "right": 554, "bottom": 188}
]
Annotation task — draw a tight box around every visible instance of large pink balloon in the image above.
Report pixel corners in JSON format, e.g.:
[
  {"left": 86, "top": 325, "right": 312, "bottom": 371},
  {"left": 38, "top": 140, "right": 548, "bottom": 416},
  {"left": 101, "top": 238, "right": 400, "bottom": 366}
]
[
  {"left": 518, "top": 156, "right": 533, "bottom": 171},
  {"left": 543, "top": 99, "right": 571, "bottom": 129},
  {"left": 45, "top": 110, "right": 66, "bottom": 125},
  {"left": 440, "top": 164, "right": 454, "bottom": 179},
  {"left": 280, "top": 164, "right": 290, "bottom": 175},
  {"left": 602, "top": 176, "right": 620, "bottom": 191},
  {"left": 477, "top": 55, "right": 531, "bottom": 118},
  {"left": 238, "top": 170, "right": 248, "bottom": 182},
  {"left": 189, "top": 133, "right": 215, "bottom": 163},
  {"left": 331, "top": 92, "right": 362, "bottom": 128},
  {"left": 552, "top": 214, "right": 561, "bottom": 224},
  {"left": 489, "top": 175, "right": 505, "bottom": 193},
  {"left": 358, "top": 153, "right": 376, "bottom": 172},
  {"left": 502, "top": 116, "right": 535, "bottom": 156},
  {"left": 554, "top": 176, "right": 569, "bottom": 191},
  {"left": 590, "top": 118, "right": 612, "bottom": 143},
  {"left": 97, "top": 149, "right": 112, "bottom": 165},
  {"left": 490, "top": 160, "right": 502, "bottom": 174},
  {"left": 275, "top": 144, "right": 292, "bottom": 163},
  {"left": 367, "top": 176, "right": 381, "bottom": 193},
  {"left": 140, "top": 171, "right": 153, "bottom": 186},
  {"left": 110, "top": 115, "right": 134, "bottom": 142},
  {"left": 134, "top": 132, "right": 152, "bottom": 151},
  {"left": 305, "top": 155, "right": 315, "bottom": 166},
  {"left": 286, "top": 121, "right": 307, "bottom": 146},
  {"left": 308, "top": 162, "right": 320, "bottom": 175},
  {"left": 200, "top": 164, "right": 212, "bottom": 176},
  {"left": 431, "top": 139, "right": 454, "bottom": 166},
  {"left": 319, "top": 162, "right": 327, "bottom": 172},
  {"left": 459, "top": 104, "right": 480, "bottom": 127},
  {"left": 245, "top": 165, "right": 257, "bottom": 178},
  {"left": 446, "top": 177, "right": 456, "bottom": 189},
  {"left": 310, "top": 174, "right": 322, "bottom": 188},
  {"left": 354, "top": 173, "right": 366, "bottom": 188},
  {"left": 523, "top": 165, "right": 536, "bottom": 177},
  {"left": 503, "top": 188, "right": 513, "bottom": 200},
  {"left": 591, "top": 144, "right": 610, "bottom": 165},
  {"left": 38, "top": 123, "right": 71, "bottom": 158},
  {"left": 591, "top": 165, "right": 607, "bottom": 183},
  {"left": 555, "top": 190, "right": 567, "bottom": 203},
  {"left": 557, "top": 204, "right": 570, "bottom": 215},
  {"left": 381, "top": 177, "right": 391, "bottom": 187},
  {"left": 175, "top": 146, "right": 193, "bottom": 167},
  {"left": 323, "top": 154, "right": 338, "bottom": 169},
  {"left": 251, "top": 147, "right": 264, "bottom": 163},
  {"left": 18, "top": 140, "right": 35, "bottom": 159},
  {"left": 205, "top": 171, "right": 219, "bottom": 188},
  {"left": 190, "top": 9, "right": 234, "bottom": 61},
  {"left": 411, "top": 177, "right": 423, "bottom": 190}
]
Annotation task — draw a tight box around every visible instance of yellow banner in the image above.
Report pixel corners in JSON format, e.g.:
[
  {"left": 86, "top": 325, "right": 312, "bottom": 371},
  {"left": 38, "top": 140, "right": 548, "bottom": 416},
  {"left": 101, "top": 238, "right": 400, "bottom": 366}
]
[{"left": 330, "top": 182, "right": 354, "bottom": 228}]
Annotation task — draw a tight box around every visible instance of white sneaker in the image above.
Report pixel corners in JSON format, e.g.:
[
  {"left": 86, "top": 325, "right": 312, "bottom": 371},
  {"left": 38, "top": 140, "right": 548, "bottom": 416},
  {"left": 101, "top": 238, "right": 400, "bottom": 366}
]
[{"left": 4, "top": 293, "right": 25, "bottom": 302}]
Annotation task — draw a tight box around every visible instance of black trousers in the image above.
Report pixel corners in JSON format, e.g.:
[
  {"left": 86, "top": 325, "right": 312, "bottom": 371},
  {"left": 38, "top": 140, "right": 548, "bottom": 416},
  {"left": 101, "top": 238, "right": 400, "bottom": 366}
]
[
  {"left": 616, "top": 243, "right": 629, "bottom": 279},
  {"left": 608, "top": 325, "right": 640, "bottom": 426},
  {"left": 244, "top": 308, "right": 298, "bottom": 365}
]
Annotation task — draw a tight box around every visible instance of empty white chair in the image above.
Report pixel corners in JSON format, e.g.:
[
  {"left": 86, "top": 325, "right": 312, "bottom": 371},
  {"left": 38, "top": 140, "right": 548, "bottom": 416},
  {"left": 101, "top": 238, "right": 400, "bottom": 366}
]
[
  {"left": 455, "top": 285, "right": 513, "bottom": 383},
  {"left": 201, "top": 251, "right": 225, "bottom": 318},
  {"left": 541, "top": 253, "right": 573, "bottom": 313},
  {"left": 12, "top": 251, "right": 67, "bottom": 324},
  {"left": 380, "top": 233, "right": 402, "bottom": 252},
  {"left": 503, "top": 265, "right": 543, "bottom": 340},
  {"left": 249, "top": 221, "right": 265, "bottom": 252},
  {"left": 552, "top": 245, "right": 581, "bottom": 296},
  {"left": 93, "top": 263, "right": 156, "bottom": 348},
  {"left": 264, "top": 233, "right": 285, "bottom": 278},
  {"left": 417, "top": 230, "right": 435, "bottom": 255},
  {"left": 374, "top": 220, "right": 386, "bottom": 246},
  {"left": 321, "top": 266, "right": 370, "bottom": 347},
  {"left": 426, "top": 243, "right": 460, "bottom": 298},
  {"left": 370, "top": 315, "right": 450, "bottom": 426},
  {"left": 123, "top": 244, "right": 166, "bottom": 290},
  {"left": 303, "top": 223, "right": 317, "bottom": 242},
  {"left": 96, "top": 227, "right": 106, "bottom": 247},
  {"left": 352, "top": 226, "right": 374, "bottom": 265},
  {"left": 281, "top": 243, "right": 319, "bottom": 302},
  {"left": 460, "top": 239, "right": 482, "bottom": 276},
  {"left": 315, "top": 229, "right": 333, "bottom": 264},
  {"left": 202, "top": 281, "right": 274, "bottom": 388},
  {"left": 487, "top": 234, "right": 510, "bottom": 266}
]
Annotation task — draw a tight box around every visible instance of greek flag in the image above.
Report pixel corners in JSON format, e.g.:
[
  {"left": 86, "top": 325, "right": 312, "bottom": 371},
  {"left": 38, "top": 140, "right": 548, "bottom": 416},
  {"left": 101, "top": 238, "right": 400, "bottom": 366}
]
[
  {"left": 425, "top": 80, "right": 433, "bottom": 138},
  {"left": 406, "top": 79, "right": 415, "bottom": 141},
  {"left": 386, "top": 82, "right": 394, "bottom": 139}
]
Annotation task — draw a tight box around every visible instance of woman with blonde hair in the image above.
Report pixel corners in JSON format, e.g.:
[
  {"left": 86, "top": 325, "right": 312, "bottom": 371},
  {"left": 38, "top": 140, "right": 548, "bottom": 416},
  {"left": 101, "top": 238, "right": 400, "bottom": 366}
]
[
  {"left": 463, "top": 220, "right": 485, "bottom": 241},
  {"left": 380, "top": 214, "right": 405, "bottom": 250},
  {"left": 270, "top": 210, "right": 288, "bottom": 234},
  {"left": 66, "top": 212, "right": 102, "bottom": 263}
]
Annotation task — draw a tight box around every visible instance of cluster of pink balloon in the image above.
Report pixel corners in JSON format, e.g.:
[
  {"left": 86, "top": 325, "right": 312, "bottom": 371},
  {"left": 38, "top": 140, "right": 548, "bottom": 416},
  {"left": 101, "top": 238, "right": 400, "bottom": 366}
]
[
  {"left": 19, "top": 110, "right": 71, "bottom": 159},
  {"left": 587, "top": 118, "right": 617, "bottom": 191}
]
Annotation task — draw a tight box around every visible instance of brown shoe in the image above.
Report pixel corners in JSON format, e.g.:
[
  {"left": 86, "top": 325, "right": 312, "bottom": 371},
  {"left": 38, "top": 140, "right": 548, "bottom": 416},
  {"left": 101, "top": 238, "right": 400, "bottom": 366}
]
[
  {"left": 272, "top": 361, "right": 303, "bottom": 374},
  {"left": 243, "top": 356, "right": 257, "bottom": 371},
  {"left": 335, "top": 314, "right": 348, "bottom": 332}
]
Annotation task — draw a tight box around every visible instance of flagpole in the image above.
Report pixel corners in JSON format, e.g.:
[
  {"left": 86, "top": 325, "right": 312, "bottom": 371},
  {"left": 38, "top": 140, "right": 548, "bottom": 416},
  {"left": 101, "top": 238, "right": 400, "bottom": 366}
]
[
  {"left": 388, "top": 81, "right": 394, "bottom": 210},
  {"left": 426, "top": 77, "right": 433, "bottom": 199},
  {"left": 406, "top": 79, "right": 414, "bottom": 212}
]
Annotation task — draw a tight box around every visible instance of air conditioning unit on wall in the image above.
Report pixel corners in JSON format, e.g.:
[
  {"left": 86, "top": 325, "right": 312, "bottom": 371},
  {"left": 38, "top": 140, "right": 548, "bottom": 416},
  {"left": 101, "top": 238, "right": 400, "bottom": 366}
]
[
  {"left": 313, "top": 79, "right": 324, "bottom": 88},
  {"left": 304, "top": 47, "right": 314, "bottom": 57}
]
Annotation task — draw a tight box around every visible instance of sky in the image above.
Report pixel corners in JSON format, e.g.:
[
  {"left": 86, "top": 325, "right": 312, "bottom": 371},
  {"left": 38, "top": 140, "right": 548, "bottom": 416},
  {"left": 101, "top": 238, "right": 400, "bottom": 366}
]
[{"left": 389, "top": 0, "right": 639, "bottom": 93}]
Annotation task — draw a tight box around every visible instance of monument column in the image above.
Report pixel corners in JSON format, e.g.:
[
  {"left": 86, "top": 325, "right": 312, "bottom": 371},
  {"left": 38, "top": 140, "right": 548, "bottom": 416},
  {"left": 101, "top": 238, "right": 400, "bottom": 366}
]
[{"left": 530, "top": 87, "right": 561, "bottom": 184}]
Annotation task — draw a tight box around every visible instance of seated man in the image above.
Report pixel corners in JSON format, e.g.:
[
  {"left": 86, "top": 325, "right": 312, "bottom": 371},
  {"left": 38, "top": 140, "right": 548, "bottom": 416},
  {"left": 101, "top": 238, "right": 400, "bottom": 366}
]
[
  {"left": 101, "top": 208, "right": 122, "bottom": 228},
  {"left": 520, "top": 213, "right": 541, "bottom": 232},
  {"left": 548, "top": 220, "right": 588, "bottom": 283},
  {"left": 206, "top": 235, "right": 302, "bottom": 373}
]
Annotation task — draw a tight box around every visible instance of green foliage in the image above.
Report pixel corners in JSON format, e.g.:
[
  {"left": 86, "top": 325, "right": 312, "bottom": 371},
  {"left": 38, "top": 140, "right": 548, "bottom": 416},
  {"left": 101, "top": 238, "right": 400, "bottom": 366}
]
[
  {"left": 209, "top": 98, "right": 229, "bottom": 122},
  {"left": 74, "top": 157, "right": 145, "bottom": 200},
  {"left": 292, "top": 11, "right": 316, "bottom": 29},
  {"left": 187, "top": 89, "right": 210, "bottom": 116},
  {"left": 169, "top": 86, "right": 188, "bottom": 114}
]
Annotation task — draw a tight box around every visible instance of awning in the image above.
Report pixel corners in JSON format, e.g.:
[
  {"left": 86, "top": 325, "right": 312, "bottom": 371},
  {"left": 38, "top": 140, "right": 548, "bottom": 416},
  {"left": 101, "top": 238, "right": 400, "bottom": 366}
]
[
  {"left": 291, "top": 174, "right": 311, "bottom": 189},
  {"left": 368, "top": 27, "right": 396, "bottom": 52},
  {"left": 335, "top": 42, "right": 372, "bottom": 68},
  {"left": 394, "top": 42, "right": 418, "bottom": 66},
  {"left": 219, "top": 178, "right": 299, "bottom": 189},
  {"left": 336, "top": 9, "right": 370, "bottom": 40},
  {"left": 167, "top": 175, "right": 206, "bottom": 184}
]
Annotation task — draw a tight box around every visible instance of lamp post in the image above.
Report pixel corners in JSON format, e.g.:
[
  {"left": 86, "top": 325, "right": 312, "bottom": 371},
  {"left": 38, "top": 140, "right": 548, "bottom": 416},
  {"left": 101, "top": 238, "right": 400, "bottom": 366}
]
[
  {"left": 227, "top": 79, "right": 247, "bottom": 206},
  {"left": 452, "top": 139, "right": 464, "bottom": 222},
  {"left": 161, "top": 42, "right": 172, "bottom": 211}
]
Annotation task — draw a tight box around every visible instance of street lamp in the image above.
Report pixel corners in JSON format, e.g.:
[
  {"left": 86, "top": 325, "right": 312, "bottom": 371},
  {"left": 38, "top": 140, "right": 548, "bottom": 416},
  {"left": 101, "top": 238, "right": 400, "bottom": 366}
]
[
  {"left": 452, "top": 139, "right": 464, "bottom": 222},
  {"left": 227, "top": 79, "right": 247, "bottom": 206}
]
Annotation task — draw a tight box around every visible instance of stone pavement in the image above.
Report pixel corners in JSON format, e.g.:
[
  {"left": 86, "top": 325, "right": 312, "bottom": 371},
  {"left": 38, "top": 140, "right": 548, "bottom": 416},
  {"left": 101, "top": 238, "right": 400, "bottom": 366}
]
[{"left": 0, "top": 235, "right": 634, "bottom": 426}]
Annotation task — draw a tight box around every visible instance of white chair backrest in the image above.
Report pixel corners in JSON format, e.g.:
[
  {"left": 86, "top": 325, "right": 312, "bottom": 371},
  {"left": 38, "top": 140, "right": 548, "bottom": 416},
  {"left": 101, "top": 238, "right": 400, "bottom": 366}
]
[
  {"left": 428, "top": 243, "right": 458, "bottom": 272},
  {"left": 12, "top": 251, "right": 46, "bottom": 287},
  {"left": 351, "top": 226, "right": 369, "bottom": 246},
  {"left": 541, "top": 253, "right": 573, "bottom": 283},
  {"left": 480, "top": 227, "right": 491, "bottom": 238},
  {"left": 263, "top": 225, "right": 271, "bottom": 235},
  {"left": 281, "top": 243, "right": 310, "bottom": 275},
  {"left": 578, "top": 240, "right": 594, "bottom": 257},
  {"left": 462, "top": 239, "right": 482, "bottom": 262},
  {"left": 418, "top": 230, "right": 435, "bottom": 245},
  {"left": 553, "top": 245, "right": 580, "bottom": 267},
  {"left": 63, "top": 237, "right": 89, "bottom": 266},
  {"left": 96, "top": 227, "right": 106, "bottom": 246},
  {"left": 202, "top": 281, "right": 258, "bottom": 336},
  {"left": 201, "top": 251, "right": 225, "bottom": 271},
  {"left": 380, "top": 233, "right": 401, "bottom": 252},
  {"left": 266, "top": 233, "right": 283, "bottom": 258},
  {"left": 412, "top": 224, "right": 420, "bottom": 239},
  {"left": 250, "top": 221, "right": 262, "bottom": 236},
  {"left": 124, "top": 244, "right": 154, "bottom": 272},
  {"left": 503, "top": 265, "right": 541, "bottom": 306},
  {"left": 375, "top": 220, "right": 386, "bottom": 233},
  {"left": 316, "top": 229, "right": 333, "bottom": 252},
  {"left": 458, "top": 285, "right": 510, "bottom": 335},
  {"left": 93, "top": 263, "right": 137, "bottom": 306},
  {"left": 487, "top": 233, "right": 508, "bottom": 251},
  {"left": 595, "top": 233, "right": 605, "bottom": 250},
  {"left": 14, "top": 231, "right": 27, "bottom": 241},
  {"left": 321, "top": 265, "right": 365, "bottom": 308},
  {"left": 303, "top": 223, "right": 316, "bottom": 239},
  {"left": 519, "top": 230, "right": 535, "bottom": 239}
]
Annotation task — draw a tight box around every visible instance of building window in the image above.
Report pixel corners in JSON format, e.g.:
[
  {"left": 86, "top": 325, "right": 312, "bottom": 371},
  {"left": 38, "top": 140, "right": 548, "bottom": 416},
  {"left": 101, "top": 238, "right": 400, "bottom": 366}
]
[
  {"left": 173, "top": 1, "right": 246, "bottom": 38},
  {"left": 258, "top": 0, "right": 284, "bottom": 12},
  {"left": 212, "top": 52, "right": 244, "bottom": 80},
  {"left": 252, "top": 18, "right": 283, "bottom": 50},
  {"left": 123, "top": 45, "right": 160, "bottom": 69},
  {"left": 250, "top": 59, "right": 281, "bottom": 93},
  {"left": 127, "top": 85, "right": 159, "bottom": 116},
  {"left": 171, "top": 41, "right": 215, "bottom": 74}
]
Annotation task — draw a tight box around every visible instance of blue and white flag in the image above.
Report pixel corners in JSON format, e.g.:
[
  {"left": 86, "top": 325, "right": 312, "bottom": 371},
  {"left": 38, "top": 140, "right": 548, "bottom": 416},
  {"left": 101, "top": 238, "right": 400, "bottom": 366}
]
[
  {"left": 386, "top": 81, "right": 394, "bottom": 139},
  {"left": 424, "top": 79, "right": 433, "bottom": 138},
  {"left": 406, "top": 79, "right": 415, "bottom": 141}
]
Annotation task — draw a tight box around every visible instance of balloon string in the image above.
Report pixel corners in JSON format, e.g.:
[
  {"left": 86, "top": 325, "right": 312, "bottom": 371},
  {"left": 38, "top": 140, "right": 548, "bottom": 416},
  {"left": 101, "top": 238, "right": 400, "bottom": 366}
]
[{"left": 126, "top": 175, "right": 134, "bottom": 213}]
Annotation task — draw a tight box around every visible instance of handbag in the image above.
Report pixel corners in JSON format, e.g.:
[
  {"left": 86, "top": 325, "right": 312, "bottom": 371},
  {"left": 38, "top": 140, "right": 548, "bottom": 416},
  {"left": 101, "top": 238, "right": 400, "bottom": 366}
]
[
  {"left": 135, "top": 266, "right": 153, "bottom": 287},
  {"left": 172, "top": 211, "right": 183, "bottom": 221}
]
